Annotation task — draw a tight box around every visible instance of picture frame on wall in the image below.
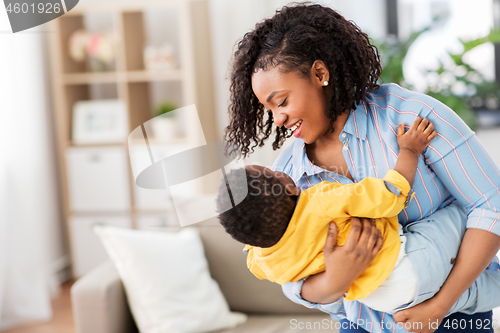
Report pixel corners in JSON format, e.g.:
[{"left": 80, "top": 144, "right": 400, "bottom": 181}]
[{"left": 72, "top": 99, "right": 128, "bottom": 144}]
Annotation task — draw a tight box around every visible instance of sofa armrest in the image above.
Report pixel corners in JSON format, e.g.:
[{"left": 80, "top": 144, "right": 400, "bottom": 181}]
[{"left": 71, "top": 261, "right": 137, "bottom": 333}]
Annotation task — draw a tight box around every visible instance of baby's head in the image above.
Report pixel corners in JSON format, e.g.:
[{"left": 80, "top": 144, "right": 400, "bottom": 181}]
[{"left": 216, "top": 165, "right": 300, "bottom": 248}]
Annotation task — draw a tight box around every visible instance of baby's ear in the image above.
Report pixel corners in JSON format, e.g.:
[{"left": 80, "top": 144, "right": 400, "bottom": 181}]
[{"left": 285, "top": 184, "right": 300, "bottom": 196}]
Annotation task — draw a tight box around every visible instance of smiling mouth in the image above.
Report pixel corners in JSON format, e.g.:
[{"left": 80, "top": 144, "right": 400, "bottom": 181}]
[{"left": 289, "top": 120, "right": 303, "bottom": 131}]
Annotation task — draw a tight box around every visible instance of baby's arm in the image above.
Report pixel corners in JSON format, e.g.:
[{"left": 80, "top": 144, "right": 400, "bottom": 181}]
[
  {"left": 319, "top": 117, "right": 436, "bottom": 219},
  {"left": 394, "top": 116, "right": 437, "bottom": 187}
]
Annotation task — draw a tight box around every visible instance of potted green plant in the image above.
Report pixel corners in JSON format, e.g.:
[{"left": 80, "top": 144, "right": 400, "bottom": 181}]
[
  {"left": 423, "top": 29, "right": 500, "bottom": 130},
  {"left": 374, "top": 23, "right": 500, "bottom": 131},
  {"left": 151, "top": 101, "right": 178, "bottom": 141}
]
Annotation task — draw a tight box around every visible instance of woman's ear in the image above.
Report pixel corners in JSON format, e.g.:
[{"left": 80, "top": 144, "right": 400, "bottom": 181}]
[{"left": 311, "top": 60, "right": 330, "bottom": 86}]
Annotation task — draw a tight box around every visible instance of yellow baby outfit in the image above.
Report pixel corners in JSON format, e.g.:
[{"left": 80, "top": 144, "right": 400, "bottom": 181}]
[{"left": 243, "top": 169, "right": 413, "bottom": 301}]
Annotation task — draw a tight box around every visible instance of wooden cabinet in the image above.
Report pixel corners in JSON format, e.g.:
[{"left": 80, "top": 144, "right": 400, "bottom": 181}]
[{"left": 48, "top": 0, "right": 217, "bottom": 277}]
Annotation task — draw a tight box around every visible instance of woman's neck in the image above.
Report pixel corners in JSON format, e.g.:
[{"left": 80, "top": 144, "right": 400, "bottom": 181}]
[
  {"left": 304, "top": 110, "right": 354, "bottom": 181},
  {"left": 316, "top": 110, "right": 350, "bottom": 146}
]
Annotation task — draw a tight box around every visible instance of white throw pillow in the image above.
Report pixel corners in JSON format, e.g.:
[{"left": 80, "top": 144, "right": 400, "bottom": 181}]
[{"left": 93, "top": 225, "right": 247, "bottom": 333}]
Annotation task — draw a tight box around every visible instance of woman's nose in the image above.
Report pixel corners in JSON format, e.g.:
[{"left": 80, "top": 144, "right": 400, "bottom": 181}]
[{"left": 272, "top": 111, "right": 288, "bottom": 128}]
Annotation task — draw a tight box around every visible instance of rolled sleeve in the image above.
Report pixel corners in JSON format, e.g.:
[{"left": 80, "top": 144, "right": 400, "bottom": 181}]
[
  {"left": 282, "top": 279, "right": 347, "bottom": 319},
  {"left": 383, "top": 180, "right": 401, "bottom": 196},
  {"left": 383, "top": 169, "right": 415, "bottom": 208},
  {"left": 467, "top": 207, "right": 500, "bottom": 237},
  {"left": 382, "top": 169, "right": 411, "bottom": 196}
]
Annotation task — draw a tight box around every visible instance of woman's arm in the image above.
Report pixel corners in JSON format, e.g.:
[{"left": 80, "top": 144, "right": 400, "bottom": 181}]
[
  {"left": 393, "top": 229, "right": 500, "bottom": 333},
  {"left": 431, "top": 228, "right": 500, "bottom": 310},
  {"left": 388, "top": 91, "right": 500, "bottom": 332},
  {"left": 393, "top": 136, "right": 500, "bottom": 332}
]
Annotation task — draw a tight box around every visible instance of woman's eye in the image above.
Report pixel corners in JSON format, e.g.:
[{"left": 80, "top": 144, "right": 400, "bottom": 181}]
[{"left": 278, "top": 98, "right": 288, "bottom": 107}]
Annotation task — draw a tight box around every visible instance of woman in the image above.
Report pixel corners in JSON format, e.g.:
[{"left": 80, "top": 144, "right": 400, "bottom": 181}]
[{"left": 224, "top": 3, "right": 500, "bottom": 333}]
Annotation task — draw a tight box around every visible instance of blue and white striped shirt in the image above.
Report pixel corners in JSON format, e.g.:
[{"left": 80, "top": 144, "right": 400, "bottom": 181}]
[{"left": 273, "top": 83, "right": 500, "bottom": 333}]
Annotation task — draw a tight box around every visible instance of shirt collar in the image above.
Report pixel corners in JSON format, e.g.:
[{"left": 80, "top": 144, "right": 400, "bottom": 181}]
[
  {"left": 342, "top": 100, "right": 368, "bottom": 141},
  {"left": 290, "top": 100, "right": 369, "bottom": 178},
  {"left": 290, "top": 139, "right": 316, "bottom": 178}
]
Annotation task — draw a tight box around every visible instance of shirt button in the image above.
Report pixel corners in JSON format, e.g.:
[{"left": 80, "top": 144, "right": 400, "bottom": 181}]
[
  {"left": 341, "top": 133, "right": 346, "bottom": 138},
  {"left": 343, "top": 145, "right": 348, "bottom": 151}
]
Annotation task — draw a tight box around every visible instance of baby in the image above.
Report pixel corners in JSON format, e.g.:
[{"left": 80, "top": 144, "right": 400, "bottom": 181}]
[{"left": 216, "top": 117, "right": 465, "bottom": 313}]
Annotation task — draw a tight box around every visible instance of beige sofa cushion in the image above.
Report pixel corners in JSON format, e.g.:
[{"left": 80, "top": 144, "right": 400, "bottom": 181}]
[
  {"left": 94, "top": 225, "right": 249, "bottom": 333},
  {"left": 197, "top": 217, "right": 323, "bottom": 315}
]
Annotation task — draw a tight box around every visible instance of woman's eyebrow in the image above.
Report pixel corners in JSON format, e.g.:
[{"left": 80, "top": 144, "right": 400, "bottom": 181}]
[{"left": 267, "top": 90, "right": 285, "bottom": 103}]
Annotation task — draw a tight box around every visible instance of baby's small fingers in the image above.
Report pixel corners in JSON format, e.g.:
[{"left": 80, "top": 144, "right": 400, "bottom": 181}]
[
  {"left": 428, "top": 130, "right": 438, "bottom": 142},
  {"left": 410, "top": 116, "right": 422, "bottom": 131},
  {"left": 417, "top": 118, "right": 429, "bottom": 131},
  {"left": 397, "top": 123, "right": 405, "bottom": 136},
  {"left": 423, "top": 122, "right": 434, "bottom": 134}
]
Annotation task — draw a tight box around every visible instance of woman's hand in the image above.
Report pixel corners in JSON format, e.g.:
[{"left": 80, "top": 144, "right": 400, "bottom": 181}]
[
  {"left": 323, "top": 217, "right": 383, "bottom": 286},
  {"left": 393, "top": 297, "right": 447, "bottom": 333},
  {"left": 301, "top": 217, "right": 383, "bottom": 303}
]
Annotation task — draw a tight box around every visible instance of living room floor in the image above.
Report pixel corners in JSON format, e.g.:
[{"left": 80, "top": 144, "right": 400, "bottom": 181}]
[{"left": 2, "top": 281, "right": 75, "bottom": 333}]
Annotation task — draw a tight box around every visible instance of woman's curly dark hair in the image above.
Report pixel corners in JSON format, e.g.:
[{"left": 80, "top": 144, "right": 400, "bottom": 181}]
[{"left": 225, "top": 2, "right": 382, "bottom": 157}]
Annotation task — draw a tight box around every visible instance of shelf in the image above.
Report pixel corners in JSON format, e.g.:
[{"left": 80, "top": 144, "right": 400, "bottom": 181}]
[
  {"left": 68, "top": 210, "right": 132, "bottom": 216},
  {"left": 132, "top": 208, "right": 171, "bottom": 215},
  {"left": 70, "top": 141, "right": 126, "bottom": 148},
  {"left": 128, "top": 137, "right": 189, "bottom": 146},
  {"left": 125, "top": 69, "right": 184, "bottom": 82},
  {"left": 63, "top": 72, "right": 118, "bottom": 85},
  {"left": 63, "top": 70, "right": 184, "bottom": 85}
]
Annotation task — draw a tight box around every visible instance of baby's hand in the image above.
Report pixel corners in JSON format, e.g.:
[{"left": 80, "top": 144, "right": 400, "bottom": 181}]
[{"left": 397, "top": 116, "right": 437, "bottom": 156}]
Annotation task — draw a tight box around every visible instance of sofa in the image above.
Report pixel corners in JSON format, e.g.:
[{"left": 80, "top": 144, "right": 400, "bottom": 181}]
[{"left": 70, "top": 215, "right": 336, "bottom": 333}]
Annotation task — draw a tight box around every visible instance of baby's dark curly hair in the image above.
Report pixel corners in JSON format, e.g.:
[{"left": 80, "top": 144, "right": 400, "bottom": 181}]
[
  {"left": 225, "top": 2, "right": 382, "bottom": 157},
  {"left": 216, "top": 167, "right": 296, "bottom": 248}
]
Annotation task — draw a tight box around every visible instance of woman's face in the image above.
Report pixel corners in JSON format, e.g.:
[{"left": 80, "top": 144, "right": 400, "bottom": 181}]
[{"left": 251, "top": 63, "right": 332, "bottom": 144}]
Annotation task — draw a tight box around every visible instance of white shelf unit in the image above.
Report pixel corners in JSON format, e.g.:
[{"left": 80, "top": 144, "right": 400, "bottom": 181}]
[{"left": 48, "top": 0, "right": 218, "bottom": 277}]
